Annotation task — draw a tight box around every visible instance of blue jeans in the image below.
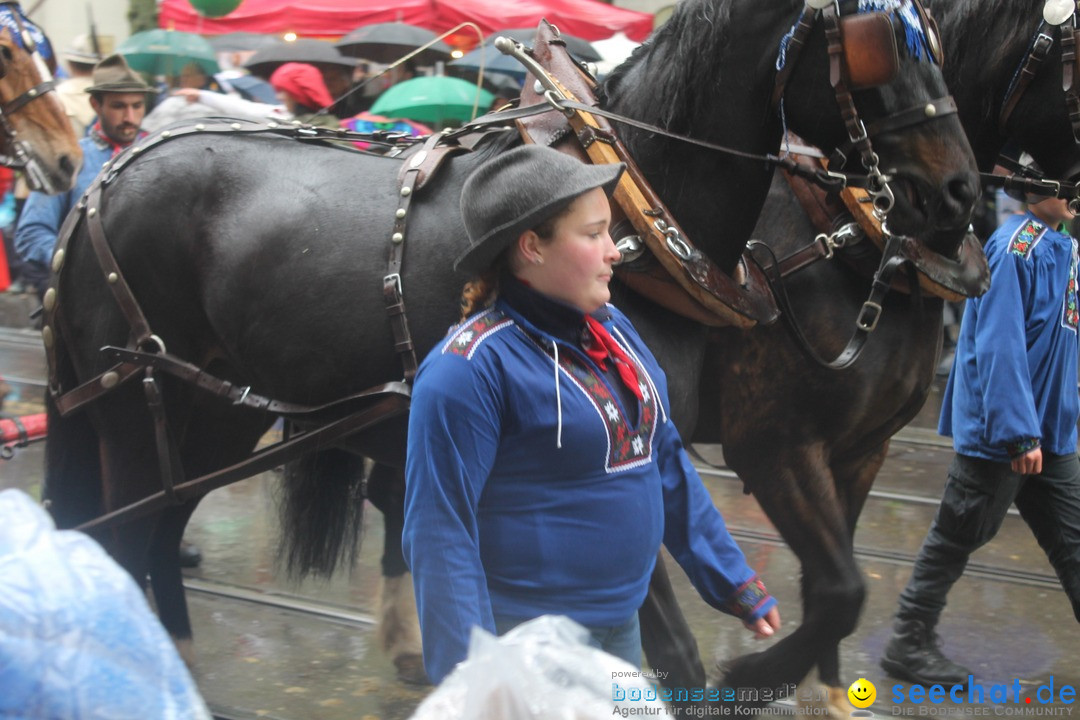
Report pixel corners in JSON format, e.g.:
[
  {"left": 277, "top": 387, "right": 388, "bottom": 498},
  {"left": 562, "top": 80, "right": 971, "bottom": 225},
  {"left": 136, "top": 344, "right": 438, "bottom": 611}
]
[{"left": 494, "top": 613, "right": 642, "bottom": 669}]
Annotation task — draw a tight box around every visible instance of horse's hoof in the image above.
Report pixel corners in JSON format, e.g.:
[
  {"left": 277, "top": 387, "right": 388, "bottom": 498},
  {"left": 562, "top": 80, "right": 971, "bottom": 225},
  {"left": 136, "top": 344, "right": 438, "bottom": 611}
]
[
  {"left": 824, "top": 686, "right": 850, "bottom": 717},
  {"left": 799, "top": 683, "right": 850, "bottom": 718},
  {"left": 394, "top": 653, "right": 430, "bottom": 685},
  {"left": 376, "top": 573, "right": 422, "bottom": 656}
]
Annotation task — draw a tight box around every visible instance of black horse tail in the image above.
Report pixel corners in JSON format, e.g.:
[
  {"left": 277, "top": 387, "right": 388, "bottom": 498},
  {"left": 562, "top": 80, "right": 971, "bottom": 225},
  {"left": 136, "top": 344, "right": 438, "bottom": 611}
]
[
  {"left": 276, "top": 445, "right": 367, "bottom": 579},
  {"left": 42, "top": 338, "right": 103, "bottom": 530}
]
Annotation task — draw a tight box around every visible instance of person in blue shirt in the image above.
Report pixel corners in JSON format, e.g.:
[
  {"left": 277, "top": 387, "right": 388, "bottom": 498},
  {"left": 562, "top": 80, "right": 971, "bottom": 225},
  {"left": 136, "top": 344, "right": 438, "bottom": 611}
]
[
  {"left": 880, "top": 191, "right": 1080, "bottom": 687},
  {"left": 15, "top": 53, "right": 152, "bottom": 300},
  {"left": 403, "top": 145, "right": 781, "bottom": 685}
]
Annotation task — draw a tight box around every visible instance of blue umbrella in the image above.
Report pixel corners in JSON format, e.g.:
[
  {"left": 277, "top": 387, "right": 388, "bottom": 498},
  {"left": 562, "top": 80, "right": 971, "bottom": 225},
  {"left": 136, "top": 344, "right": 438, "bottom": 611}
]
[
  {"left": 449, "top": 44, "right": 526, "bottom": 83},
  {"left": 219, "top": 74, "right": 278, "bottom": 104}
]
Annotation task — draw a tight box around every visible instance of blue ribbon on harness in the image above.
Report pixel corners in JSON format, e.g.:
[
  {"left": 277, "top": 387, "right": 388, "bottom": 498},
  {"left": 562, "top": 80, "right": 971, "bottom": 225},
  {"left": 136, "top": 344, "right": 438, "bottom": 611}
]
[{"left": 0, "top": 5, "right": 54, "bottom": 62}]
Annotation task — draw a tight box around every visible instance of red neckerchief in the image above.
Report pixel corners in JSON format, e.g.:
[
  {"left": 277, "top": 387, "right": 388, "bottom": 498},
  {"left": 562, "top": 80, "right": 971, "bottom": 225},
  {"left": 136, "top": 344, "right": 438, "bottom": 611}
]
[
  {"left": 584, "top": 315, "right": 643, "bottom": 402},
  {"left": 89, "top": 121, "right": 145, "bottom": 157}
]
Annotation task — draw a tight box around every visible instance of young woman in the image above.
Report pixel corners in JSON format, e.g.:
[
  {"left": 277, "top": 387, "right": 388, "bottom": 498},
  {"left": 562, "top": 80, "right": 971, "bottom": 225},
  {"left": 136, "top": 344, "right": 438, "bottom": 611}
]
[{"left": 403, "top": 145, "right": 781, "bottom": 684}]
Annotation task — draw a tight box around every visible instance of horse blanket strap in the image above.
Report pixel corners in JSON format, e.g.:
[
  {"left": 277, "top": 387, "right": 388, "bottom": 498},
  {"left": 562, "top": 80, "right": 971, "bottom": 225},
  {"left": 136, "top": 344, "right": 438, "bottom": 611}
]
[
  {"left": 750, "top": 231, "right": 910, "bottom": 371},
  {"left": 103, "top": 345, "right": 411, "bottom": 418},
  {"left": 386, "top": 132, "right": 459, "bottom": 382},
  {"left": 82, "top": 182, "right": 156, "bottom": 346},
  {"left": 511, "top": 21, "right": 778, "bottom": 329},
  {"left": 1000, "top": 21, "right": 1053, "bottom": 134},
  {"left": 74, "top": 393, "right": 411, "bottom": 534},
  {"left": 143, "top": 369, "right": 182, "bottom": 507}
]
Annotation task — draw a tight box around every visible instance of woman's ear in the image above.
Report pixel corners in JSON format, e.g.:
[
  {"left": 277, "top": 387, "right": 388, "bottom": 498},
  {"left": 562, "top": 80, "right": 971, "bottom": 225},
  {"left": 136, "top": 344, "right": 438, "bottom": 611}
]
[{"left": 517, "top": 229, "right": 543, "bottom": 265}]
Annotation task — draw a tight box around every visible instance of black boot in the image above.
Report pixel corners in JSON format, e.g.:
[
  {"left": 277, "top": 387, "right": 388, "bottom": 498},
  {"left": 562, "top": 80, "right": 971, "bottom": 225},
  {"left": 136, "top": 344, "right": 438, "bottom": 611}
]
[{"left": 880, "top": 617, "right": 970, "bottom": 686}]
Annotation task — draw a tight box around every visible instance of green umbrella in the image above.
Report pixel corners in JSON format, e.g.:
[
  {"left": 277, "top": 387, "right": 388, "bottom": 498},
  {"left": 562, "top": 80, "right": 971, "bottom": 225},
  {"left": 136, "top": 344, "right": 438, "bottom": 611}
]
[
  {"left": 370, "top": 76, "right": 494, "bottom": 125},
  {"left": 116, "top": 29, "right": 220, "bottom": 77}
]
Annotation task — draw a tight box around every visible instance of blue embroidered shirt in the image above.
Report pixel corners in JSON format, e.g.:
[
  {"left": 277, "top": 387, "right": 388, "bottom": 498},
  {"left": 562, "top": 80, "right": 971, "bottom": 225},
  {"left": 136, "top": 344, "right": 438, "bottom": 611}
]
[
  {"left": 940, "top": 211, "right": 1080, "bottom": 460},
  {"left": 403, "top": 283, "right": 773, "bottom": 683}
]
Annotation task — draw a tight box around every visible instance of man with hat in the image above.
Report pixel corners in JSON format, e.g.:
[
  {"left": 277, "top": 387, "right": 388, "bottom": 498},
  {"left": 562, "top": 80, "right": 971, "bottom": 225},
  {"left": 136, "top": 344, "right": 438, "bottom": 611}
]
[
  {"left": 56, "top": 34, "right": 101, "bottom": 137},
  {"left": 15, "top": 53, "right": 152, "bottom": 298}
]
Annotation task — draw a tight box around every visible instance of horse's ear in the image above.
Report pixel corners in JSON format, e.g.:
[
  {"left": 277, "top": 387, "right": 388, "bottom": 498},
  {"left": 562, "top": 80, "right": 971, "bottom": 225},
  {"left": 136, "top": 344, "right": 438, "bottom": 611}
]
[{"left": 840, "top": 12, "right": 900, "bottom": 90}]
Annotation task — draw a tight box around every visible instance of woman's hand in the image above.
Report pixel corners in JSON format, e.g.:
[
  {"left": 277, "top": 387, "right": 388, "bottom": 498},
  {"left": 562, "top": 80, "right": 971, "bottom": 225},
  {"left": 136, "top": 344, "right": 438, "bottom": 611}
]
[{"left": 744, "top": 606, "right": 781, "bottom": 639}]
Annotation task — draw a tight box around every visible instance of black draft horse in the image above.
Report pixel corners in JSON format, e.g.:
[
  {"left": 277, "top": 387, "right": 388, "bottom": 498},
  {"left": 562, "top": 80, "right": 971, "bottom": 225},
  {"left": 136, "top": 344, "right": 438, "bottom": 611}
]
[
  {"left": 673, "top": 0, "right": 1080, "bottom": 710},
  {"left": 42, "top": 0, "right": 976, "bottom": 686},
  {"left": 0, "top": 3, "right": 81, "bottom": 193}
]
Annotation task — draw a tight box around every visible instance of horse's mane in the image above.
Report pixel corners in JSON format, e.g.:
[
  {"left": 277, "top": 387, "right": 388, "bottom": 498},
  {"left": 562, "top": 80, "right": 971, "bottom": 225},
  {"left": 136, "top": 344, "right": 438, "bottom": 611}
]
[
  {"left": 598, "top": 0, "right": 742, "bottom": 130},
  {"left": 932, "top": 0, "right": 1041, "bottom": 73}
]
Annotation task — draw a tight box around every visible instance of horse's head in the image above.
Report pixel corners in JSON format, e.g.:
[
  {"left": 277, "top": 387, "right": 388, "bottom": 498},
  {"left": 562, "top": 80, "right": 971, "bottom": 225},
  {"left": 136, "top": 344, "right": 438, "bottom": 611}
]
[
  {"left": 0, "top": 6, "right": 81, "bottom": 193},
  {"left": 778, "top": 0, "right": 978, "bottom": 257}
]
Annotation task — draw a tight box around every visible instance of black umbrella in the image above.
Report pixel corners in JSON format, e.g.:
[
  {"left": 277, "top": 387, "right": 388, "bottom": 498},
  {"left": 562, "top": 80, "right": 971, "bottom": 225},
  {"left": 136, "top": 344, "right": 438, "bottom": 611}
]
[
  {"left": 335, "top": 22, "right": 451, "bottom": 65},
  {"left": 489, "top": 28, "right": 601, "bottom": 62},
  {"left": 207, "top": 32, "right": 283, "bottom": 54},
  {"left": 243, "top": 38, "right": 356, "bottom": 79}
]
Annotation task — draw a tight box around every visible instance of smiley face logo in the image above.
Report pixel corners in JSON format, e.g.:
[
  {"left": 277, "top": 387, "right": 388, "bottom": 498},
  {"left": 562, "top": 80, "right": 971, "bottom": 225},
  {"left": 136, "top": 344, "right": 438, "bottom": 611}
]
[{"left": 848, "top": 678, "right": 876, "bottom": 709}]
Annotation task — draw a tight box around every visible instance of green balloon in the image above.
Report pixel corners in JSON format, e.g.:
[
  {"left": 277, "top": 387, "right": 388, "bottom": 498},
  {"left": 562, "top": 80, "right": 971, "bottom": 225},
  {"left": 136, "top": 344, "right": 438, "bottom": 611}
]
[{"left": 188, "top": 0, "right": 243, "bottom": 18}]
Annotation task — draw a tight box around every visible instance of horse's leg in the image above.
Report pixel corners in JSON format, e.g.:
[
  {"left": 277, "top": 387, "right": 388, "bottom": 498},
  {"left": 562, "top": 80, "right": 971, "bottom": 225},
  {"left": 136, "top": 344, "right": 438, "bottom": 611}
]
[
  {"left": 147, "top": 501, "right": 201, "bottom": 666},
  {"left": 720, "top": 446, "right": 866, "bottom": 713},
  {"left": 812, "top": 443, "right": 889, "bottom": 713},
  {"left": 366, "top": 462, "right": 425, "bottom": 684},
  {"left": 43, "top": 391, "right": 103, "bottom": 529},
  {"left": 144, "top": 397, "right": 271, "bottom": 666},
  {"left": 639, "top": 554, "right": 708, "bottom": 713}
]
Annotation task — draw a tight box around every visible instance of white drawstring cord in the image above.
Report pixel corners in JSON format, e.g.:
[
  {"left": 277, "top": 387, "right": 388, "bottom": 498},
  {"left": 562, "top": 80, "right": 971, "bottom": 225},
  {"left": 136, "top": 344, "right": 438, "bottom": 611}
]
[{"left": 553, "top": 343, "right": 563, "bottom": 449}]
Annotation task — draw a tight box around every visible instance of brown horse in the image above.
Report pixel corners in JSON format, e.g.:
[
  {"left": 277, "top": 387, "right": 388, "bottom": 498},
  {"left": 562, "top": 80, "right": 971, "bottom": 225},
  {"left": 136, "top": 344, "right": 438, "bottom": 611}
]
[
  {"left": 0, "top": 3, "right": 81, "bottom": 193},
  {"left": 669, "top": 0, "right": 1080, "bottom": 711}
]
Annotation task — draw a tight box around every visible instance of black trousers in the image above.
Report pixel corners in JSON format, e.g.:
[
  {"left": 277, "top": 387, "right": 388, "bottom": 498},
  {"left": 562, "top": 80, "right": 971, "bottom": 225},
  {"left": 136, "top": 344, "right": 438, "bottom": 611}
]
[{"left": 898, "top": 451, "right": 1080, "bottom": 624}]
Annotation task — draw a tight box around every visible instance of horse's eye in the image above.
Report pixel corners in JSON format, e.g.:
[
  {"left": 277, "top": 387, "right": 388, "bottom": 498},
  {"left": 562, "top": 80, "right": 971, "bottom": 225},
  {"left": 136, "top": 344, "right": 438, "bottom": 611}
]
[{"left": 0, "top": 46, "right": 12, "bottom": 62}]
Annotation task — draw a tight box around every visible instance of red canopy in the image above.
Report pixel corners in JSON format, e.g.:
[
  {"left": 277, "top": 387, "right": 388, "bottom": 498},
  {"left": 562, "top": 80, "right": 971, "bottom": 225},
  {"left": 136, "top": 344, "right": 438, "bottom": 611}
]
[{"left": 158, "top": 0, "right": 653, "bottom": 46}]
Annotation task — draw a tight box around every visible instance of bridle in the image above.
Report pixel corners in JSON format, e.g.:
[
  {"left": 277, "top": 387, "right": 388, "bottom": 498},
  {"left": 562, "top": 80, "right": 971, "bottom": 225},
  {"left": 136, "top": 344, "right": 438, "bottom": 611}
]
[
  {"left": 984, "top": 0, "right": 1080, "bottom": 212},
  {"left": 772, "top": 0, "right": 952, "bottom": 224},
  {"left": 0, "top": 2, "right": 61, "bottom": 192}
]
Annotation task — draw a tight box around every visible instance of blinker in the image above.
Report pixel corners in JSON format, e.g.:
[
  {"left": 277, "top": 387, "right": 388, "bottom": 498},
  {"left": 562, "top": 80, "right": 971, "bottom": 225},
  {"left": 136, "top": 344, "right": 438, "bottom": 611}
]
[
  {"left": 839, "top": 12, "right": 900, "bottom": 90},
  {"left": 1044, "top": 0, "right": 1076, "bottom": 26}
]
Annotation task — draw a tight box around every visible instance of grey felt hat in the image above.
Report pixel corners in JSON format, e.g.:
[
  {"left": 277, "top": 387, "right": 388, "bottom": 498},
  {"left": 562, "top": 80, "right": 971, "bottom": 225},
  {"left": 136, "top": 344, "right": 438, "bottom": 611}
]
[
  {"left": 84, "top": 54, "right": 154, "bottom": 94},
  {"left": 456, "top": 145, "right": 625, "bottom": 274}
]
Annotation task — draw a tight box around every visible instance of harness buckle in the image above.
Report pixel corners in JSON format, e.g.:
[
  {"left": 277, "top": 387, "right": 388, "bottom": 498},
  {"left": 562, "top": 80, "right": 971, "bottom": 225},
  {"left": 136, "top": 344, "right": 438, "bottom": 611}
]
[
  {"left": 1033, "top": 178, "right": 1064, "bottom": 198},
  {"left": 385, "top": 272, "right": 403, "bottom": 297},
  {"left": 856, "top": 300, "right": 883, "bottom": 332},
  {"left": 233, "top": 385, "right": 252, "bottom": 406}
]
